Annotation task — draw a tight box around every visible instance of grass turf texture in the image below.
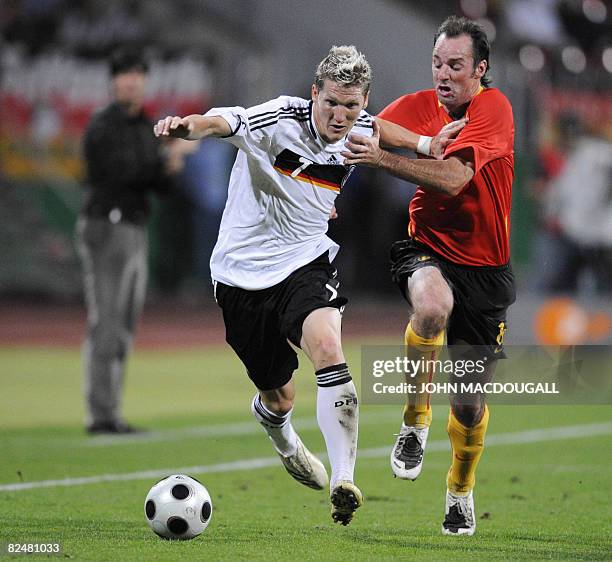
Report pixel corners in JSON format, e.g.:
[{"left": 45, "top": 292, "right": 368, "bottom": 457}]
[{"left": 1, "top": 345, "right": 611, "bottom": 561}]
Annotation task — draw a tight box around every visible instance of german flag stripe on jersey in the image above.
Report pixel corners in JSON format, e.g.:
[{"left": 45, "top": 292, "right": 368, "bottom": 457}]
[
  {"left": 274, "top": 166, "right": 341, "bottom": 192},
  {"left": 273, "top": 148, "right": 350, "bottom": 193}
]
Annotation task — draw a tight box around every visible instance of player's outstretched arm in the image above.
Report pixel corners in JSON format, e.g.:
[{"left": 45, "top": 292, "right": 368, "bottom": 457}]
[
  {"left": 376, "top": 117, "right": 467, "bottom": 159},
  {"left": 376, "top": 118, "right": 420, "bottom": 150},
  {"left": 154, "top": 114, "right": 231, "bottom": 140},
  {"left": 342, "top": 121, "right": 473, "bottom": 196}
]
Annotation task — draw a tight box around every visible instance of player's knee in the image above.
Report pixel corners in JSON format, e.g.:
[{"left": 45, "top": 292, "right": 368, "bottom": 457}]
[
  {"left": 261, "top": 395, "right": 294, "bottom": 415},
  {"left": 452, "top": 403, "right": 484, "bottom": 427},
  {"left": 311, "top": 332, "right": 343, "bottom": 366},
  {"left": 413, "top": 300, "right": 450, "bottom": 337}
]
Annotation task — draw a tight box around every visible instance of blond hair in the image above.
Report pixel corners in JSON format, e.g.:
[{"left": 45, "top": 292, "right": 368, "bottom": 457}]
[{"left": 314, "top": 45, "right": 372, "bottom": 93}]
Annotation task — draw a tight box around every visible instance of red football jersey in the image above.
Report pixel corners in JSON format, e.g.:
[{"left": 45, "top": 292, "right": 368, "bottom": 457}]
[{"left": 379, "top": 88, "right": 514, "bottom": 266}]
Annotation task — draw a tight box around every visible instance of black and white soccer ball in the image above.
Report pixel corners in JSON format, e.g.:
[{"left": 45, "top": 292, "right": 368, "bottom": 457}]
[{"left": 144, "top": 474, "right": 213, "bottom": 540}]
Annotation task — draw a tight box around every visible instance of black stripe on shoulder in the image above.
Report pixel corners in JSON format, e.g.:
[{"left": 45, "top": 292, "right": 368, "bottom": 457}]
[
  {"left": 248, "top": 106, "right": 309, "bottom": 122},
  {"left": 251, "top": 115, "right": 309, "bottom": 132},
  {"left": 250, "top": 108, "right": 309, "bottom": 127}
]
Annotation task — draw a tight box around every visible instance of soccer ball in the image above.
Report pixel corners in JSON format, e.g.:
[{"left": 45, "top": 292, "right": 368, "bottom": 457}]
[{"left": 144, "top": 474, "right": 213, "bottom": 540}]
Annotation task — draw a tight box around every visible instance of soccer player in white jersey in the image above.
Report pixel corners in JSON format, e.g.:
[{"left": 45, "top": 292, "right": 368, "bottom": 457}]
[{"left": 155, "top": 46, "right": 373, "bottom": 525}]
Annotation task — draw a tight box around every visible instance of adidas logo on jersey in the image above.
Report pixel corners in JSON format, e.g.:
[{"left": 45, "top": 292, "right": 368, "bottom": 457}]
[{"left": 327, "top": 154, "right": 339, "bottom": 164}]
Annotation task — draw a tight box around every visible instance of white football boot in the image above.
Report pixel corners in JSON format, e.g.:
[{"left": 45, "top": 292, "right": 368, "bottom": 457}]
[
  {"left": 278, "top": 436, "right": 328, "bottom": 491},
  {"left": 390, "top": 424, "right": 429, "bottom": 480},
  {"left": 441, "top": 489, "right": 476, "bottom": 536}
]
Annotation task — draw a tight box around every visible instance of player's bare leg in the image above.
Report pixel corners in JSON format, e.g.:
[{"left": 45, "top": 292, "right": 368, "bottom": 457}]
[
  {"left": 251, "top": 381, "right": 328, "bottom": 490},
  {"left": 301, "top": 307, "right": 362, "bottom": 525},
  {"left": 391, "top": 266, "right": 452, "bottom": 479}
]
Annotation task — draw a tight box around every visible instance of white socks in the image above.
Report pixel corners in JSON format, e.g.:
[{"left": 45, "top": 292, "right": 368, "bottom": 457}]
[
  {"left": 251, "top": 362, "right": 359, "bottom": 490},
  {"left": 316, "top": 363, "right": 359, "bottom": 488},
  {"left": 251, "top": 394, "right": 298, "bottom": 457}
]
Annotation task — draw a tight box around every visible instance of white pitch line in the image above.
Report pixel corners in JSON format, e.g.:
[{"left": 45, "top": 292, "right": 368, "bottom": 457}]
[{"left": 1, "top": 421, "right": 611, "bottom": 493}]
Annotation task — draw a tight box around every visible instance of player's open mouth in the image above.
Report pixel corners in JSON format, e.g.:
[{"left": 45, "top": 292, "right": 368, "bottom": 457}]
[
  {"left": 330, "top": 124, "right": 345, "bottom": 132},
  {"left": 437, "top": 85, "right": 453, "bottom": 97}
]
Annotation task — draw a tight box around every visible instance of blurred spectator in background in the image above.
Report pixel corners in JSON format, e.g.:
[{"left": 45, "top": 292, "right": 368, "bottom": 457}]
[
  {"left": 179, "top": 138, "right": 234, "bottom": 286},
  {"left": 75, "top": 48, "right": 189, "bottom": 434},
  {"left": 531, "top": 112, "right": 580, "bottom": 292},
  {"left": 537, "top": 122, "right": 612, "bottom": 294}
]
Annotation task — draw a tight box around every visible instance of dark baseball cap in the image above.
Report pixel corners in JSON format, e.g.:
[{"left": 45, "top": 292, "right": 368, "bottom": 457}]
[{"left": 109, "top": 48, "right": 149, "bottom": 76}]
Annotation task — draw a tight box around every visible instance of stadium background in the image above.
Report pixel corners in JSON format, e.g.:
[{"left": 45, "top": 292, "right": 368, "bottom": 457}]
[
  {"left": 0, "top": 2, "right": 611, "bottom": 559},
  {"left": 0, "top": 0, "right": 610, "bottom": 332},
  {"left": 1, "top": 0, "right": 610, "bottom": 347}
]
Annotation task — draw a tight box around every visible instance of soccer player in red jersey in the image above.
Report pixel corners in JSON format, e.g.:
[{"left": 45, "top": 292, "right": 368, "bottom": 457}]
[{"left": 343, "top": 16, "right": 516, "bottom": 535}]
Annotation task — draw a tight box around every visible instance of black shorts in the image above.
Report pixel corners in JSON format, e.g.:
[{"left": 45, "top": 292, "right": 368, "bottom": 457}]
[
  {"left": 390, "top": 239, "right": 516, "bottom": 358},
  {"left": 214, "top": 252, "right": 347, "bottom": 391}
]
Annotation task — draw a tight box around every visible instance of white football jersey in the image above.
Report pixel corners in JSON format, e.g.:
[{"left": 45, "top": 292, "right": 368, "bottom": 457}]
[{"left": 206, "top": 95, "right": 373, "bottom": 290}]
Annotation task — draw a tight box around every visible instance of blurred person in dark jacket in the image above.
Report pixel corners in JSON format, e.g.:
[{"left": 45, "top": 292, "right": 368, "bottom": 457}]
[{"left": 76, "top": 48, "right": 187, "bottom": 434}]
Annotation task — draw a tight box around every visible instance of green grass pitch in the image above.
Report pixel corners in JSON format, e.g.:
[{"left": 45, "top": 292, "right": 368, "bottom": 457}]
[{"left": 1, "top": 344, "right": 611, "bottom": 561}]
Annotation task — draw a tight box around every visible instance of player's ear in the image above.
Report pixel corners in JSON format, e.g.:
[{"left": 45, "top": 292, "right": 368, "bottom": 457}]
[
  {"left": 311, "top": 84, "right": 319, "bottom": 101},
  {"left": 363, "top": 90, "right": 369, "bottom": 109},
  {"left": 473, "top": 60, "right": 487, "bottom": 80}
]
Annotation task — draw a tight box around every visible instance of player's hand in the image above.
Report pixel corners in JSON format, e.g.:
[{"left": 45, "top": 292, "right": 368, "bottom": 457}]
[
  {"left": 431, "top": 117, "right": 467, "bottom": 160},
  {"left": 154, "top": 116, "right": 193, "bottom": 139},
  {"left": 341, "top": 120, "right": 384, "bottom": 167},
  {"left": 329, "top": 206, "right": 338, "bottom": 220}
]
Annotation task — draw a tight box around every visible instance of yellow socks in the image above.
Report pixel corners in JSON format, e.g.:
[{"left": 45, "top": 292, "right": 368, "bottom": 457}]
[
  {"left": 446, "top": 405, "right": 489, "bottom": 495},
  {"left": 403, "top": 322, "right": 444, "bottom": 428},
  {"left": 403, "top": 320, "right": 489, "bottom": 496}
]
